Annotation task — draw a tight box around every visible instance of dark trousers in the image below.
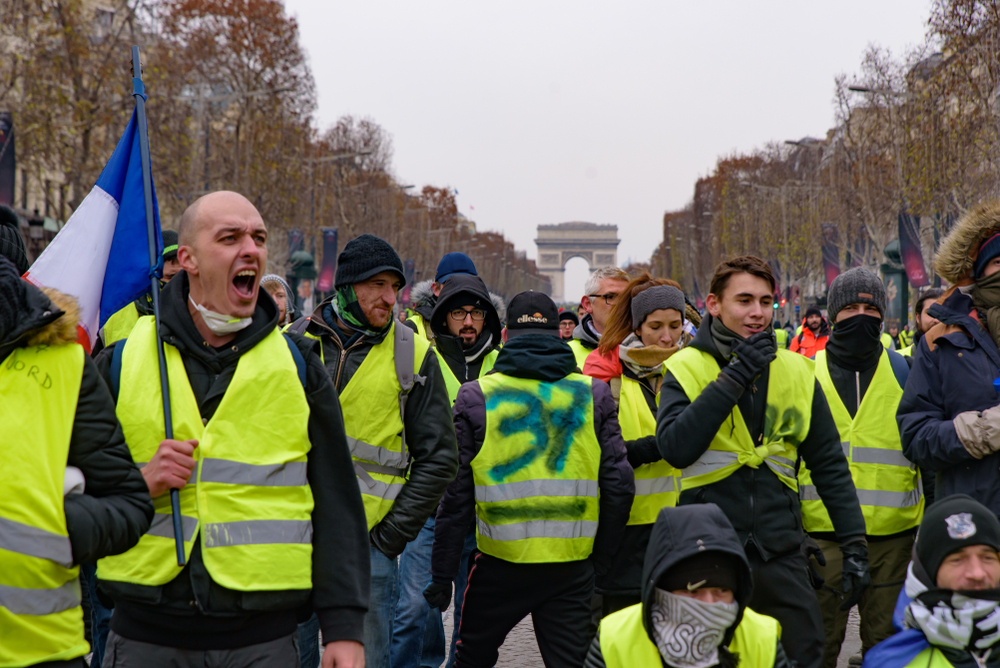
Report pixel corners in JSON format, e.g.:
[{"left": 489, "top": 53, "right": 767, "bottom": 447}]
[
  {"left": 745, "top": 545, "right": 825, "bottom": 668},
  {"left": 455, "top": 554, "right": 594, "bottom": 668},
  {"left": 101, "top": 630, "right": 299, "bottom": 667}
]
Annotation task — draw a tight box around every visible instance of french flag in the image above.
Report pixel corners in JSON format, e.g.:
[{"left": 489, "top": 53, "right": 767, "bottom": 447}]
[{"left": 24, "top": 108, "right": 162, "bottom": 352}]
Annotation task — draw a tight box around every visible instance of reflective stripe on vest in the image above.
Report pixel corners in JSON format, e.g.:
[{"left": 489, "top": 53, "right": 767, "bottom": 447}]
[
  {"left": 436, "top": 347, "right": 498, "bottom": 404},
  {"left": 666, "top": 347, "right": 813, "bottom": 492},
  {"left": 472, "top": 372, "right": 601, "bottom": 563},
  {"left": 618, "top": 374, "right": 678, "bottom": 525},
  {"left": 0, "top": 343, "right": 89, "bottom": 667},
  {"left": 101, "top": 302, "right": 140, "bottom": 346},
  {"left": 599, "top": 603, "right": 779, "bottom": 668},
  {"left": 338, "top": 321, "right": 431, "bottom": 530},
  {"left": 799, "top": 349, "right": 923, "bottom": 535},
  {"left": 98, "top": 317, "right": 313, "bottom": 591}
]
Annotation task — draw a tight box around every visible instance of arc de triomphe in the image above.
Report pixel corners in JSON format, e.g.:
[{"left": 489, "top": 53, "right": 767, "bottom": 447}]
[{"left": 535, "top": 222, "right": 621, "bottom": 303}]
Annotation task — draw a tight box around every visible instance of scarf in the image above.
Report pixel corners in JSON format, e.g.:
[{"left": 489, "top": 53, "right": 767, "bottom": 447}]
[
  {"left": 971, "top": 271, "right": 1000, "bottom": 353},
  {"left": 619, "top": 333, "right": 676, "bottom": 387},
  {"left": 708, "top": 314, "right": 742, "bottom": 360},
  {"left": 332, "top": 285, "right": 391, "bottom": 338},
  {"left": 904, "top": 562, "right": 1000, "bottom": 653},
  {"left": 651, "top": 588, "right": 739, "bottom": 668},
  {"left": 826, "top": 314, "right": 883, "bottom": 372}
]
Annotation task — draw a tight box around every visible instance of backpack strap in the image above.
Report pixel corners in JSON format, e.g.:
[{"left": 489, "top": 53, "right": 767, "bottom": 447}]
[
  {"left": 886, "top": 349, "right": 909, "bottom": 390},
  {"left": 394, "top": 323, "right": 427, "bottom": 470},
  {"left": 110, "top": 339, "right": 128, "bottom": 402},
  {"left": 609, "top": 376, "right": 622, "bottom": 409},
  {"left": 286, "top": 316, "right": 311, "bottom": 335},
  {"left": 282, "top": 333, "right": 307, "bottom": 388}
]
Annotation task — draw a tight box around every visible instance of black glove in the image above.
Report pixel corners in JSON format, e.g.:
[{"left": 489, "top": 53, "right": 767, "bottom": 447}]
[
  {"left": 423, "top": 580, "right": 452, "bottom": 611},
  {"left": 721, "top": 331, "right": 777, "bottom": 389},
  {"left": 839, "top": 541, "right": 871, "bottom": 611},
  {"left": 625, "top": 435, "right": 661, "bottom": 468},
  {"left": 800, "top": 535, "right": 826, "bottom": 590}
]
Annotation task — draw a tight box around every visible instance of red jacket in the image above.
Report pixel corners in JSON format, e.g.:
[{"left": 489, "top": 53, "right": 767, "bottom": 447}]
[{"left": 790, "top": 327, "right": 828, "bottom": 358}]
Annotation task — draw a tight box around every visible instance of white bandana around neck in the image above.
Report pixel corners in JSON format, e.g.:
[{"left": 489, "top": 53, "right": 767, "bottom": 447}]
[
  {"left": 651, "top": 588, "right": 739, "bottom": 668},
  {"left": 189, "top": 294, "right": 253, "bottom": 335},
  {"left": 903, "top": 562, "right": 1000, "bottom": 652}
]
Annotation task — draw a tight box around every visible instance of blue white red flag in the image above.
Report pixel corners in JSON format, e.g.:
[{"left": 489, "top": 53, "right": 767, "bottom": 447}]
[{"left": 24, "top": 108, "right": 161, "bottom": 351}]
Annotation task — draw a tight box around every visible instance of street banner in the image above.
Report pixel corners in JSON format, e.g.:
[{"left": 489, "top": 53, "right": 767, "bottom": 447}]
[
  {"left": 288, "top": 228, "right": 304, "bottom": 255},
  {"left": 0, "top": 112, "right": 14, "bottom": 206},
  {"left": 821, "top": 244, "right": 840, "bottom": 290},
  {"left": 316, "top": 228, "right": 337, "bottom": 293},
  {"left": 401, "top": 258, "right": 415, "bottom": 306},
  {"left": 24, "top": 107, "right": 162, "bottom": 351},
  {"left": 899, "top": 210, "right": 930, "bottom": 287}
]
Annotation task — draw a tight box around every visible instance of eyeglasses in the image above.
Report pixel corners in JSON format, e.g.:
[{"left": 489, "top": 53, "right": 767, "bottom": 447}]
[
  {"left": 449, "top": 308, "right": 487, "bottom": 322},
  {"left": 588, "top": 293, "right": 620, "bottom": 306}
]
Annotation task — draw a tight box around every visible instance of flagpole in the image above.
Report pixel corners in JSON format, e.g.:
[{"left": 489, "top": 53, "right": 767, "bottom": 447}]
[{"left": 131, "top": 46, "right": 186, "bottom": 567}]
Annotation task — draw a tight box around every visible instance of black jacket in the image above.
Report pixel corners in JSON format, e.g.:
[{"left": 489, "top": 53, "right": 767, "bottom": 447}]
[
  {"left": 0, "top": 275, "right": 153, "bottom": 569},
  {"left": 429, "top": 274, "right": 502, "bottom": 384},
  {"left": 94, "top": 273, "right": 370, "bottom": 650},
  {"left": 584, "top": 504, "right": 792, "bottom": 668},
  {"left": 297, "top": 295, "right": 459, "bottom": 558},
  {"left": 656, "top": 315, "right": 865, "bottom": 559},
  {"left": 430, "top": 334, "right": 635, "bottom": 581}
]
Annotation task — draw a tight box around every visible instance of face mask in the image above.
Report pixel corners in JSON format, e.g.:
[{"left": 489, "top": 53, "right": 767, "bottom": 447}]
[
  {"left": 189, "top": 294, "right": 253, "bottom": 335},
  {"left": 650, "top": 588, "right": 739, "bottom": 668}
]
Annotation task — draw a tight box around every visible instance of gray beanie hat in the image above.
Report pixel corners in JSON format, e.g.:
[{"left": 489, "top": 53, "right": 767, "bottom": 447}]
[
  {"left": 631, "top": 285, "right": 686, "bottom": 329},
  {"left": 827, "top": 267, "right": 886, "bottom": 320}
]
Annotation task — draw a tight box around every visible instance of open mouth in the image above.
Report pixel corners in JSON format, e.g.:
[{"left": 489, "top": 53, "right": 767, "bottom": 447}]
[{"left": 232, "top": 269, "right": 257, "bottom": 299}]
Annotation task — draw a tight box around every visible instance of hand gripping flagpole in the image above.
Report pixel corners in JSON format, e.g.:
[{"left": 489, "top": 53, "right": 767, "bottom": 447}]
[{"left": 131, "top": 46, "right": 186, "bottom": 566}]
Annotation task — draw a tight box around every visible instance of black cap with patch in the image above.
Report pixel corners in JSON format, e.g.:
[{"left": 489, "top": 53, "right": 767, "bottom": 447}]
[
  {"left": 506, "top": 290, "right": 559, "bottom": 338},
  {"left": 916, "top": 494, "right": 1000, "bottom": 585}
]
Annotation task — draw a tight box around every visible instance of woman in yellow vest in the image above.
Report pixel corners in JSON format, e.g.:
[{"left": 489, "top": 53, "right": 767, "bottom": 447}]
[
  {"left": 0, "top": 258, "right": 152, "bottom": 668},
  {"left": 587, "top": 503, "right": 791, "bottom": 668},
  {"left": 583, "top": 274, "right": 686, "bottom": 616}
]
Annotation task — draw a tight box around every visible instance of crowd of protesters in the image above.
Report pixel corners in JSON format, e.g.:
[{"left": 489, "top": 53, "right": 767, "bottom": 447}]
[{"left": 9, "top": 194, "right": 1000, "bottom": 668}]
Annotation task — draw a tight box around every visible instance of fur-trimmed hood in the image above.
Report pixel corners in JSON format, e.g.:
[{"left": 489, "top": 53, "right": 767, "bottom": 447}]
[
  {"left": 934, "top": 201, "right": 1000, "bottom": 285},
  {"left": 410, "top": 279, "right": 436, "bottom": 319},
  {"left": 1, "top": 280, "right": 80, "bottom": 351}
]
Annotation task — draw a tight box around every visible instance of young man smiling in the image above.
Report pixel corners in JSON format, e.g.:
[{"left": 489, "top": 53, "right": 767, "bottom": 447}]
[{"left": 656, "top": 255, "right": 868, "bottom": 668}]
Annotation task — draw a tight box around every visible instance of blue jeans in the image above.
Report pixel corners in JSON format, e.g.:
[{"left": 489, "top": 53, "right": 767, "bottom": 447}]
[
  {"left": 81, "top": 563, "right": 112, "bottom": 668},
  {"left": 298, "top": 613, "right": 320, "bottom": 668},
  {"left": 391, "top": 518, "right": 446, "bottom": 668},
  {"left": 447, "top": 528, "right": 478, "bottom": 668},
  {"left": 365, "top": 544, "right": 400, "bottom": 668}
]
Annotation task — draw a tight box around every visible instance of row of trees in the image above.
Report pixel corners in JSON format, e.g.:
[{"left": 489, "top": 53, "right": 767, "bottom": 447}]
[
  {"left": 654, "top": 0, "right": 1000, "bottom": 309},
  {"left": 1, "top": 0, "right": 549, "bottom": 300}
]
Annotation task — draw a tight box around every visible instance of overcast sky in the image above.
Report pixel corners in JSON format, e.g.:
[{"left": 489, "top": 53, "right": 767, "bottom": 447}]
[{"left": 283, "top": 1, "right": 931, "bottom": 302}]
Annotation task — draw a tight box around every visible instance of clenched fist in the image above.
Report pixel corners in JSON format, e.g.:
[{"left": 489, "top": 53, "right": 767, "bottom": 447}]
[{"left": 141, "top": 439, "right": 199, "bottom": 498}]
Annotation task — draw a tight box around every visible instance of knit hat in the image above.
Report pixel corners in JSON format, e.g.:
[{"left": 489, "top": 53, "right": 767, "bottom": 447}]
[
  {"left": 974, "top": 233, "right": 1000, "bottom": 279},
  {"left": 436, "top": 252, "right": 477, "bottom": 283},
  {"left": 658, "top": 552, "right": 740, "bottom": 594},
  {"left": 260, "top": 273, "right": 296, "bottom": 322},
  {"left": 631, "top": 285, "right": 686, "bottom": 329},
  {"left": 335, "top": 234, "right": 405, "bottom": 289},
  {"left": 162, "top": 229, "right": 178, "bottom": 262},
  {"left": 804, "top": 305, "right": 823, "bottom": 319},
  {"left": 827, "top": 268, "right": 887, "bottom": 320},
  {"left": 559, "top": 310, "right": 579, "bottom": 326},
  {"left": 916, "top": 494, "right": 1000, "bottom": 585},
  {"left": 506, "top": 290, "right": 559, "bottom": 338},
  {"left": 0, "top": 205, "right": 28, "bottom": 276}
]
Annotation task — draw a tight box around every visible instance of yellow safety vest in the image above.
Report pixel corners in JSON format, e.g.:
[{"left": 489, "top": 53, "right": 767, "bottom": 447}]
[
  {"left": 102, "top": 302, "right": 140, "bottom": 346},
  {"left": 337, "top": 322, "right": 431, "bottom": 530},
  {"left": 666, "top": 348, "right": 814, "bottom": 493},
  {"left": 799, "top": 350, "right": 922, "bottom": 535},
  {"left": 898, "top": 344, "right": 913, "bottom": 357},
  {"left": 472, "top": 372, "right": 602, "bottom": 563},
  {"left": 408, "top": 312, "right": 434, "bottom": 345},
  {"left": 617, "top": 374, "right": 678, "bottom": 525},
  {"left": 775, "top": 328, "right": 790, "bottom": 349},
  {"left": 599, "top": 603, "right": 780, "bottom": 668},
  {"left": 0, "top": 343, "right": 88, "bottom": 668},
  {"left": 899, "top": 330, "right": 914, "bottom": 348},
  {"left": 881, "top": 332, "right": 893, "bottom": 350},
  {"left": 98, "top": 317, "right": 313, "bottom": 591},
  {"left": 568, "top": 339, "right": 593, "bottom": 369},
  {"left": 436, "top": 347, "right": 498, "bottom": 404},
  {"left": 903, "top": 648, "right": 954, "bottom": 667}
]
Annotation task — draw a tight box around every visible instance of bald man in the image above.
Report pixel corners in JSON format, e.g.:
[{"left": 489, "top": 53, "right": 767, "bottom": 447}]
[{"left": 94, "top": 192, "right": 369, "bottom": 668}]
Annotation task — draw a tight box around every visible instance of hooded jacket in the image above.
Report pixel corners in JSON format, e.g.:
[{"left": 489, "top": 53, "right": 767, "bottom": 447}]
[
  {"left": 429, "top": 274, "right": 503, "bottom": 385},
  {"left": 405, "top": 279, "right": 437, "bottom": 338},
  {"left": 574, "top": 313, "right": 602, "bottom": 350},
  {"left": 430, "top": 333, "right": 635, "bottom": 581},
  {"left": 584, "top": 504, "right": 791, "bottom": 668},
  {"left": 94, "top": 272, "right": 371, "bottom": 650},
  {"left": 296, "top": 294, "right": 458, "bottom": 559},
  {"left": 0, "top": 266, "right": 153, "bottom": 571},
  {"left": 656, "top": 314, "right": 865, "bottom": 558},
  {"left": 790, "top": 319, "right": 829, "bottom": 357}
]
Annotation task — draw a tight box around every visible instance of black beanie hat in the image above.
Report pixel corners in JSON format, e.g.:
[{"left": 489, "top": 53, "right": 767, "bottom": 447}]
[
  {"left": 0, "top": 205, "right": 29, "bottom": 276},
  {"left": 916, "top": 494, "right": 1000, "bottom": 585},
  {"left": 658, "top": 552, "right": 740, "bottom": 594},
  {"left": 335, "top": 234, "right": 405, "bottom": 289},
  {"left": 805, "top": 305, "right": 822, "bottom": 319}
]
